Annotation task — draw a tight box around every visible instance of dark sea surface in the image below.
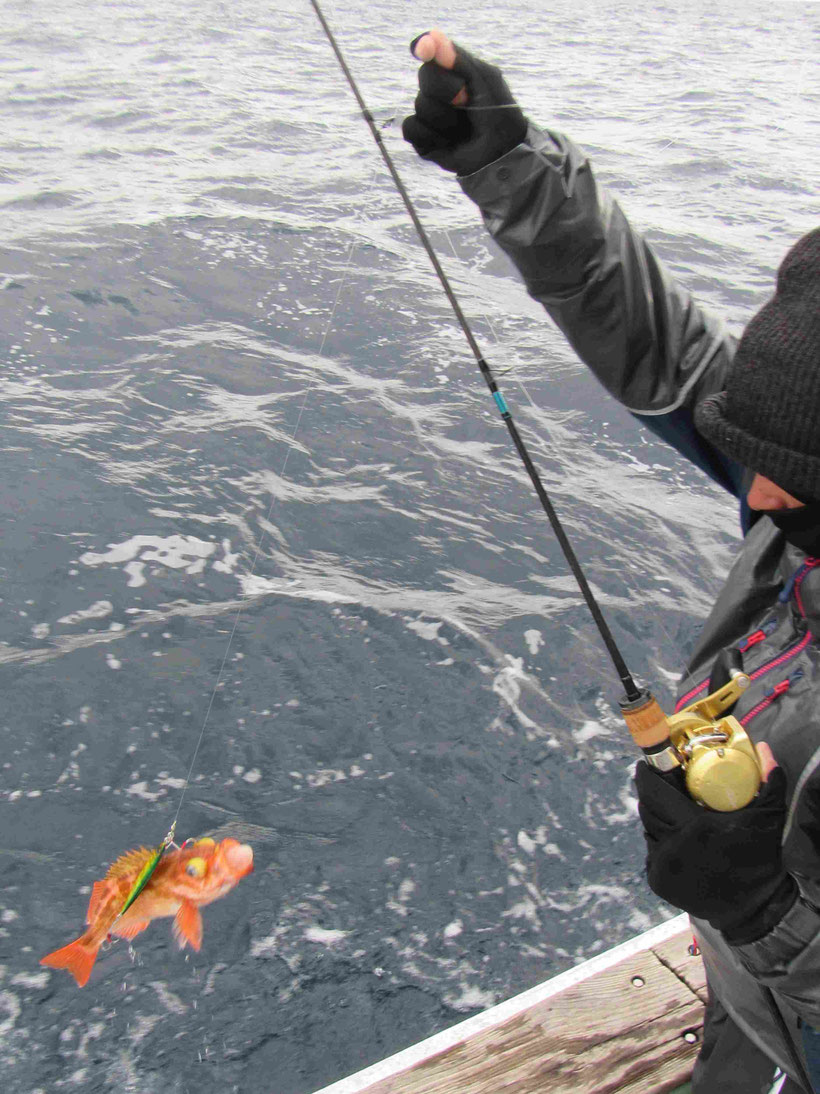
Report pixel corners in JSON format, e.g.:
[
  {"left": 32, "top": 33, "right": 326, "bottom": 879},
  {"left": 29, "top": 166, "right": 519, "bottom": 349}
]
[{"left": 1, "top": 0, "right": 818, "bottom": 1090}]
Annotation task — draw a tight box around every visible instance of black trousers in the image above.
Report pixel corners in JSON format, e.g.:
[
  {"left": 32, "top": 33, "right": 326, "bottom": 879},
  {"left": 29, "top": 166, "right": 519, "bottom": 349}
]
[{"left": 692, "top": 986, "right": 807, "bottom": 1094}]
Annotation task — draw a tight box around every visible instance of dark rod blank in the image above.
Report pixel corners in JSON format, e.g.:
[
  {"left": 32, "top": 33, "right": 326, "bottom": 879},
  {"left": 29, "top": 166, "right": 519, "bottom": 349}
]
[{"left": 308, "top": 0, "right": 641, "bottom": 703}]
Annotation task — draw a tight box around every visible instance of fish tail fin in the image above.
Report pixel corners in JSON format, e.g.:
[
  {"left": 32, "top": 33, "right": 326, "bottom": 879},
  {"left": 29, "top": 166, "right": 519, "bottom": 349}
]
[{"left": 40, "top": 936, "right": 99, "bottom": 987}]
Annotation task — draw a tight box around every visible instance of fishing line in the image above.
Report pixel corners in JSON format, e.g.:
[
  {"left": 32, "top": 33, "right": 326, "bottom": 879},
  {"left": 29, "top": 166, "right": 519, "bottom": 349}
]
[
  {"left": 308, "top": 0, "right": 641, "bottom": 704},
  {"left": 169, "top": 180, "right": 384, "bottom": 834},
  {"left": 138, "top": 10, "right": 405, "bottom": 853},
  {"left": 113, "top": 162, "right": 391, "bottom": 916}
]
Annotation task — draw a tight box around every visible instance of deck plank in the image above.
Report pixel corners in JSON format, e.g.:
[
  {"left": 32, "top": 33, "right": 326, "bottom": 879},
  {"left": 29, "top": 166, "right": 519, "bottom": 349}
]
[
  {"left": 652, "top": 932, "right": 708, "bottom": 1004},
  {"left": 326, "top": 930, "right": 706, "bottom": 1094}
]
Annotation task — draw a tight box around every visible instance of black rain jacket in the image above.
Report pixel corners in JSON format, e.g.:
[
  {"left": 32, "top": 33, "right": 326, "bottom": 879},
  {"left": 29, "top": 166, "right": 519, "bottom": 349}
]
[{"left": 458, "top": 125, "right": 820, "bottom": 1090}]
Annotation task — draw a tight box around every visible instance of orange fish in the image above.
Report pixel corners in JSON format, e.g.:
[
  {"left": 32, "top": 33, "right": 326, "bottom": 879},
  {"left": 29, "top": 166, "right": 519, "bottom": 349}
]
[{"left": 41, "top": 836, "right": 254, "bottom": 987}]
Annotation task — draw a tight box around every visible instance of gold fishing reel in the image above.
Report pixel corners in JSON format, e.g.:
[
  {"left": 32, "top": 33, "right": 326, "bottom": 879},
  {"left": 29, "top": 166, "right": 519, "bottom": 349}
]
[{"left": 621, "top": 672, "right": 762, "bottom": 811}]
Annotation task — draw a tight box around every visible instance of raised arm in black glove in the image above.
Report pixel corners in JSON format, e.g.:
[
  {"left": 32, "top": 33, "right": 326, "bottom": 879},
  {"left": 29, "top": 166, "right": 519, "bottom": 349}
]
[
  {"left": 402, "top": 28, "right": 528, "bottom": 176},
  {"left": 635, "top": 759, "right": 798, "bottom": 945}
]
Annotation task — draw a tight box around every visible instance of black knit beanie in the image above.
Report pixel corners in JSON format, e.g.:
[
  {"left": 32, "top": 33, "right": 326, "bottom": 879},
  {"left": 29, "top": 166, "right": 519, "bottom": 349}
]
[{"left": 695, "top": 227, "right": 820, "bottom": 499}]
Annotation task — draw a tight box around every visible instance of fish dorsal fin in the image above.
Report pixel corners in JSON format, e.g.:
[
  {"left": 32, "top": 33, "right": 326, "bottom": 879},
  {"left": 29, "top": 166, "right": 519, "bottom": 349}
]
[{"left": 105, "top": 847, "right": 156, "bottom": 881}]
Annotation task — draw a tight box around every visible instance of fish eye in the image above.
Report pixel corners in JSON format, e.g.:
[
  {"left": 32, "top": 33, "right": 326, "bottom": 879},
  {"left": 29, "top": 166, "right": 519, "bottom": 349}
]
[{"left": 185, "top": 857, "right": 207, "bottom": 878}]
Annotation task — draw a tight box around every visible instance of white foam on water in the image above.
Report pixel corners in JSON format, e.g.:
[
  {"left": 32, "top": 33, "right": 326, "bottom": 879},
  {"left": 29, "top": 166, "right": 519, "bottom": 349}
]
[
  {"left": 80, "top": 536, "right": 217, "bottom": 588},
  {"left": 502, "top": 897, "right": 540, "bottom": 926},
  {"left": 250, "top": 925, "right": 289, "bottom": 960},
  {"left": 241, "top": 574, "right": 357, "bottom": 604},
  {"left": 129, "top": 1015, "right": 162, "bottom": 1045},
  {"left": 304, "top": 927, "right": 349, "bottom": 946},
  {"left": 211, "top": 538, "right": 239, "bottom": 574},
  {"left": 604, "top": 771, "right": 641, "bottom": 826},
  {"left": 156, "top": 775, "right": 186, "bottom": 790},
  {"left": 443, "top": 983, "right": 497, "bottom": 1013},
  {"left": 572, "top": 720, "right": 611, "bottom": 743},
  {"left": 387, "top": 877, "right": 416, "bottom": 918},
  {"left": 517, "top": 831, "right": 537, "bottom": 855},
  {"left": 149, "top": 982, "right": 187, "bottom": 1015},
  {"left": 653, "top": 662, "right": 683, "bottom": 685},
  {"left": 305, "top": 769, "right": 346, "bottom": 789},
  {"left": 491, "top": 656, "right": 540, "bottom": 733},
  {"left": 0, "top": 989, "right": 21, "bottom": 1037},
  {"left": 398, "top": 879, "right": 415, "bottom": 902},
  {"left": 10, "top": 971, "right": 48, "bottom": 988},
  {"left": 405, "top": 618, "right": 443, "bottom": 642},
  {"left": 58, "top": 600, "right": 113, "bottom": 626},
  {"left": 125, "top": 781, "right": 164, "bottom": 802},
  {"left": 123, "top": 561, "right": 146, "bottom": 588}
]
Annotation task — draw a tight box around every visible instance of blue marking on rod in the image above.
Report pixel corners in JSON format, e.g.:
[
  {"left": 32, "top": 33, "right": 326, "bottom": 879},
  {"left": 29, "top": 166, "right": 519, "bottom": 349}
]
[{"left": 493, "top": 391, "right": 509, "bottom": 415}]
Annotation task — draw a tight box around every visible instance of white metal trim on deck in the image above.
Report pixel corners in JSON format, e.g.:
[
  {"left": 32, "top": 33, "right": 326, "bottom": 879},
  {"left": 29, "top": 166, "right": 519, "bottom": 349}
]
[{"left": 309, "top": 913, "right": 689, "bottom": 1094}]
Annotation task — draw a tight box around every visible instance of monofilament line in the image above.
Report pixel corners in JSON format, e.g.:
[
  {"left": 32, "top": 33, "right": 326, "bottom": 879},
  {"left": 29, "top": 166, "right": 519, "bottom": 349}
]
[{"left": 170, "top": 172, "right": 381, "bottom": 832}]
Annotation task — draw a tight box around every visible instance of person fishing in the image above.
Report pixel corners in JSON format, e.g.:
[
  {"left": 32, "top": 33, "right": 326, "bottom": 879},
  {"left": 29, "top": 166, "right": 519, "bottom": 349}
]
[{"left": 403, "top": 27, "right": 820, "bottom": 1094}]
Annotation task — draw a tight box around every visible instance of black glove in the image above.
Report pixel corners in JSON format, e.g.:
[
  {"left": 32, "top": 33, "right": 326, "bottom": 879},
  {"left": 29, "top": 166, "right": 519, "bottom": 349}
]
[
  {"left": 635, "top": 761, "right": 798, "bottom": 944},
  {"left": 402, "top": 37, "right": 528, "bottom": 176}
]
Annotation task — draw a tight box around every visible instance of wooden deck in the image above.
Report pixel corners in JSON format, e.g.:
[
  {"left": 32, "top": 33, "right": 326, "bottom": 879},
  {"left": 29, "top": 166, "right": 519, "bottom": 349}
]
[{"left": 312, "top": 914, "right": 706, "bottom": 1094}]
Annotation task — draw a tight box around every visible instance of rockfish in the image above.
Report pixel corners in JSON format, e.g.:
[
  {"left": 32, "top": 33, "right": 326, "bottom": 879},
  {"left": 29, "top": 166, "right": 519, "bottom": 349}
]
[{"left": 41, "top": 836, "right": 254, "bottom": 987}]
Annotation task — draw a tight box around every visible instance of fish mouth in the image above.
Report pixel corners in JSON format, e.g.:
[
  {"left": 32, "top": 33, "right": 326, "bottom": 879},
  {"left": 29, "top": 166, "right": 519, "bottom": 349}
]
[{"left": 222, "top": 841, "right": 254, "bottom": 878}]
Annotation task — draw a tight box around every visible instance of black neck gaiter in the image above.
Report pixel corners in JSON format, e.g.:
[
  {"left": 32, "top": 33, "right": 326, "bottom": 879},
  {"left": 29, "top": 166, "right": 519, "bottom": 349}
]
[{"left": 769, "top": 501, "right": 820, "bottom": 558}]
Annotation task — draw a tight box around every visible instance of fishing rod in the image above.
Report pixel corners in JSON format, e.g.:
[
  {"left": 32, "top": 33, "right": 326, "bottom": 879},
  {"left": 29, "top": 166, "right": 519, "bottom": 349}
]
[
  {"left": 308, "top": 1, "right": 763, "bottom": 813},
  {"left": 308, "top": 0, "right": 638, "bottom": 703}
]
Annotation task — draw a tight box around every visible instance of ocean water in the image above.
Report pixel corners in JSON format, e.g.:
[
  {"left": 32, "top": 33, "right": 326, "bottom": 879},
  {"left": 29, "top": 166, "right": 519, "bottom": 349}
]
[{"left": 1, "top": 0, "right": 818, "bottom": 1091}]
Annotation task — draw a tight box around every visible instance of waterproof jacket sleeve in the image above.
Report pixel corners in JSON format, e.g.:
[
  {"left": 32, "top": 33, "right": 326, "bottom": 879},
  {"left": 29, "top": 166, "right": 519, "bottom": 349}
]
[
  {"left": 732, "top": 894, "right": 820, "bottom": 1027},
  {"left": 458, "top": 127, "right": 749, "bottom": 505}
]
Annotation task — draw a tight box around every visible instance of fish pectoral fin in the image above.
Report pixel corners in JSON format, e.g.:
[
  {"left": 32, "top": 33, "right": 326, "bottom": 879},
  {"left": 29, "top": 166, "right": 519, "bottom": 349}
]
[
  {"left": 173, "top": 901, "right": 203, "bottom": 952},
  {"left": 112, "top": 918, "right": 151, "bottom": 941}
]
